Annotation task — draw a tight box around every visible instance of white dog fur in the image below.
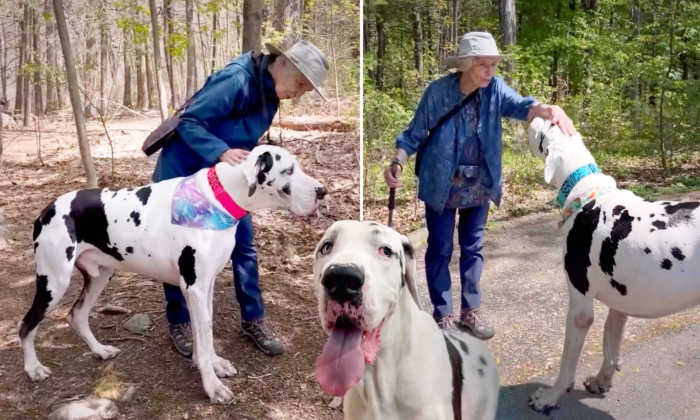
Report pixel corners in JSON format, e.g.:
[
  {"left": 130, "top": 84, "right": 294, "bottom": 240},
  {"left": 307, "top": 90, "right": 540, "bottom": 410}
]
[
  {"left": 313, "top": 221, "right": 499, "bottom": 420},
  {"left": 526, "top": 117, "right": 700, "bottom": 411},
  {"left": 19, "top": 145, "right": 325, "bottom": 404}
]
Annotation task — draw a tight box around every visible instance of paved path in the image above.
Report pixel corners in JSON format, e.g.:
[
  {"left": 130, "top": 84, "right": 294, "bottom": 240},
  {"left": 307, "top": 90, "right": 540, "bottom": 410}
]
[{"left": 409, "top": 191, "right": 700, "bottom": 419}]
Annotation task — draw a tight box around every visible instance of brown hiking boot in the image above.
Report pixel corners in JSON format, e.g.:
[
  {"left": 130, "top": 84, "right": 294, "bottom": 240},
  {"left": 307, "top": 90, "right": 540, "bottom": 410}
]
[
  {"left": 434, "top": 313, "right": 460, "bottom": 333},
  {"left": 241, "top": 318, "right": 285, "bottom": 356},
  {"left": 460, "top": 308, "right": 495, "bottom": 340}
]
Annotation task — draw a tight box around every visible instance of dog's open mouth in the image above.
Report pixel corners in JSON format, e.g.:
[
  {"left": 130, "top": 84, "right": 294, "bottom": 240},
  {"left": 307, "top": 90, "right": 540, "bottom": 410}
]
[{"left": 315, "top": 315, "right": 384, "bottom": 397}]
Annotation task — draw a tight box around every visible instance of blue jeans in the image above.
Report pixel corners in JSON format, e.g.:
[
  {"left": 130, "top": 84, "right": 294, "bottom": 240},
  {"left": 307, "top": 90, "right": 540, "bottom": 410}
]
[
  {"left": 424, "top": 204, "right": 489, "bottom": 318},
  {"left": 163, "top": 214, "right": 265, "bottom": 325}
]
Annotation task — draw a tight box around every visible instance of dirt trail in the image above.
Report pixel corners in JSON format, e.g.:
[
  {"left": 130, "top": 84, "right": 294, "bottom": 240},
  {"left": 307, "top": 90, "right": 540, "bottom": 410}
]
[{"left": 0, "top": 113, "right": 358, "bottom": 420}]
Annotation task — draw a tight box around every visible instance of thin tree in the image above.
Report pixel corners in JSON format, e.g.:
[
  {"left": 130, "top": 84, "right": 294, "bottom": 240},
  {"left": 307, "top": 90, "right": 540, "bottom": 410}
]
[
  {"left": 33, "top": 6, "right": 42, "bottom": 117},
  {"left": 275, "top": 0, "right": 303, "bottom": 49},
  {"left": 163, "top": 0, "right": 176, "bottom": 108},
  {"left": 123, "top": 27, "right": 132, "bottom": 107},
  {"left": 410, "top": 4, "right": 423, "bottom": 84},
  {"left": 145, "top": 51, "right": 155, "bottom": 108},
  {"left": 211, "top": 10, "right": 218, "bottom": 73},
  {"left": 100, "top": 0, "right": 109, "bottom": 115},
  {"left": 148, "top": 0, "right": 168, "bottom": 120},
  {"left": 499, "top": 0, "right": 516, "bottom": 74},
  {"left": 242, "top": 0, "right": 262, "bottom": 53},
  {"left": 53, "top": 0, "right": 98, "bottom": 188},
  {"left": 23, "top": 5, "right": 33, "bottom": 127},
  {"left": 186, "top": 0, "right": 196, "bottom": 97},
  {"left": 16, "top": 4, "right": 27, "bottom": 114},
  {"left": 45, "top": 0, "right": 58, "bottom": 113}
]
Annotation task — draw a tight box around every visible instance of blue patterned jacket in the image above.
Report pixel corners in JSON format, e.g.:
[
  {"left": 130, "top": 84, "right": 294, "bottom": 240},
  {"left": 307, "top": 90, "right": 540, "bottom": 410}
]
[{"left": 396, "top": 74, "right": 535, "bottom": 213}]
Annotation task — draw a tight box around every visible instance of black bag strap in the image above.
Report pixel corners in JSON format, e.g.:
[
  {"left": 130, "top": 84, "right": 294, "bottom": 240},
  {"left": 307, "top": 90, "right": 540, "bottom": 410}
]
[{"left": 426, "top": 88, "right": 480, "bottom": 141}]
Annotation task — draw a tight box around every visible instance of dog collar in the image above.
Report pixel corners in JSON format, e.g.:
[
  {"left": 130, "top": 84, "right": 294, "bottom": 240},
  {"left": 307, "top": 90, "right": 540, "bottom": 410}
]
[
  {"left": 560, "top": 186, "right": 617, "bottom": 224},
  {"left": 556, "top": 163, "right": 602, "bottom": 207},
  {"left": 207, "top": 166, "right": 247, "bottom": 219}
]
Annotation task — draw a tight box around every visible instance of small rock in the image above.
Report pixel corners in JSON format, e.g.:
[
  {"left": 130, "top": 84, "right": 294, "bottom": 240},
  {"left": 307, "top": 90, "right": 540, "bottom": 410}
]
[
  {"left": 123, "top": 314, "right": 151, "bottom": 334},
  {"left": 48, "top": 398, "right": 117, "bottom": 420},
  {"left": 328, "top": 396, "right": 343, "bottom": 409},
  {"left": 97, "top": 304, "right": 132, "bottom": 315},
  {"left": 183, "top": 414, "right": 189, "bottom": 420},
  {"left": 120, "top": 384, "right": 136, "bottom": 402}
]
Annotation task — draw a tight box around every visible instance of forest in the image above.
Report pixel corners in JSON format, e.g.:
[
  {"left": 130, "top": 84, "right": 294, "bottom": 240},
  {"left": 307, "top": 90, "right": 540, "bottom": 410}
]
[{"left": 363, "top": 0, "right": 700, "bottom": 227}]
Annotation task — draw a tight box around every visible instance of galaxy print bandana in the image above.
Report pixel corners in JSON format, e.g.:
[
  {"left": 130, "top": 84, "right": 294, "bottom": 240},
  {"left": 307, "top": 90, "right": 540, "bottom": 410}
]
[{"left": 171, "top": 175, "right": 238, "bottom": 230}]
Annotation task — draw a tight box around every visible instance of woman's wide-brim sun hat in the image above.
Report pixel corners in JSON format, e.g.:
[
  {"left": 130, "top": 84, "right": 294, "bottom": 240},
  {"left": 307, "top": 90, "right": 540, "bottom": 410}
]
[
  {"left": 265, "top": 41, "right": 330, "bottom": 101},
  {"left": 442, "top": 32, "right": 509, "bottom": 68}
]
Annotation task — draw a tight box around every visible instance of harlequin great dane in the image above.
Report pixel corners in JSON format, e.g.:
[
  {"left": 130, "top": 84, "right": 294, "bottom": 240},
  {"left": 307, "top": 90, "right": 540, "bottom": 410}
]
[
  {"left": 19, "top": 145, "right": 326, "bottom": 404},
  {"left": 313, "top": 221, "right": 499, "bottom": 420},
  {"left": 526, "top": 117, "right": 700, "bottom": 411}
]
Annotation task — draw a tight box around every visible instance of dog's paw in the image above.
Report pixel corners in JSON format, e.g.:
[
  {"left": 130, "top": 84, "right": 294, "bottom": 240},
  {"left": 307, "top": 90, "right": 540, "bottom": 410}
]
[
  {"left": 212, "top": 356, "right": 238, "bottom": 378},
  {"left": 92, "top": 345, "right": 121, "bottom": 360},
  {"left": 204, "top": 378, "right": 234, "bottom": 404},
  {"left": 25, "top": 363, "right": 52, "bottom": 382},
  {"left": 584, "top": 374, "right": 613, "bottom": 394},
  {"left": 528, "top": 386, "right": 562, "bottom": 413}
]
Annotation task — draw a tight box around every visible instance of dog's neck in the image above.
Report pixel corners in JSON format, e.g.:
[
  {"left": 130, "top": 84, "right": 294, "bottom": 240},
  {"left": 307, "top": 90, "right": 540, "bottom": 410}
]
[{"left": 209, "top": 163, "right": 263, "bottom": 214}]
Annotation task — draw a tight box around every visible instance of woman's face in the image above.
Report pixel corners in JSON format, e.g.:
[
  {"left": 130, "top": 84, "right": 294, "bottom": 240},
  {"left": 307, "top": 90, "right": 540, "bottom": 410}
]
[{"left": 467, "top": 57, "right": 500, "bottom": 87}]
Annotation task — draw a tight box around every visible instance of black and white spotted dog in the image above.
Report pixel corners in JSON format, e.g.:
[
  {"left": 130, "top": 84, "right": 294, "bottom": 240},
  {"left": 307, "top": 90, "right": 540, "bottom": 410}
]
[
  {"left": 526, "top": 117, "right": 700, "bottom": 411},
  {"left": 19, "top": 145, "right": 325, "bottom": 404}
]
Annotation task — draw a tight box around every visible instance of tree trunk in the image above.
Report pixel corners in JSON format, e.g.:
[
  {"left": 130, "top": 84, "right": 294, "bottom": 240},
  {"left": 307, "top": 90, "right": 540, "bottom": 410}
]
[
  {"left": 23, "top": 6, "right": 32, "bottom": 127},
  {"left": 499, "top": 0, "right": 517, "bottom": 74},
  {"left": 582, "top": 0, "right": 598, "bottom": 11},
  {"left": 275, "top": 0, "right": 303, "bottom": 49},
  {"left": 376, "top": 17, "right": 385, "bottom": 90},
  {"left": 33, "top": 7, "right": 42, "bottom": 118},
  {"left": 1, "top": 22, "right": 7, "bottom": 100},
  {"left": 631, "top": 0, "right": 641, "bottom": 100},
  {"left": 451, "top": 0, "right": 458, "bottom": 48},
  {"left": 100, "top": 1, "right": 108, "bottom": 116},
  {"left": 211, "top": 11, "right": 218, "bottom": 73},
  {"left": 136, "top": 51, "right": 147, "bottom": 109},
  {"left": 185, "top": 0, "right": 196, "bottom": 98},
  {"left": 148, "top": 0, "right": 169, "bottom": 120},
  {"left": 16, "top": 6, "right": 27, "bottom": 114},
  {"left": 659, "top": 0, "right": 681, "bottom": 171},
  {"left": 123, "top": 28, "right": 132, "bottom": 107},
  {"left": 145, "top": 51, "right": 155, "bottom": 108},
  {"left": 164, "top": 0, "right": 176, "bottom": 108},
  {"left": 411, "top": 7, "right": 423, "bottom": 84},
  {"left": 53, "top": 0, "right": 97, "bottom": 188},
  {"left": 45, "top": 0, "right": 57, "bottom": 114},
  {"left": 242, "top": 0, "right": 262, "bottom": 53}
]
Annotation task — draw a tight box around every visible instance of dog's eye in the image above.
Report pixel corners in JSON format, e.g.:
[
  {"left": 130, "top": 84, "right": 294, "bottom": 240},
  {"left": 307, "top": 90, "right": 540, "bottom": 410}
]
[
  {"left": 379, "top": 246, "right": 392, "bottom": 257},
  {"left": 321, "top": 241, "right": 333, "bottom": 254},
  {"left": 284, "top": 166, "right": 294, "bottom": 176}
]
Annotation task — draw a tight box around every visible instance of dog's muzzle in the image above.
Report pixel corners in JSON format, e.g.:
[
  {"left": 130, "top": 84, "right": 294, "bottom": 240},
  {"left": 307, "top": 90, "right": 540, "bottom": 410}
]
[{"left": 322, "top": 264, "right": 364, "bottom": 304}]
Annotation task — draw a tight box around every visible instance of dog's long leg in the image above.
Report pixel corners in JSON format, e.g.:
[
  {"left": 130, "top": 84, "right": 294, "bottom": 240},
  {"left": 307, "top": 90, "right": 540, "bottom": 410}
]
[
  {"left": 530, "top": 287, "right": 595, "bottom": 411},
  {"left": 184, "top": 279, "right": 234, "bottom": 404},
  {"left": 19, "top": 247, "right": 74, "bottom": 382},
  {"left": 584, "top": 308, "right": 627, "bottom": 394},
  {"left": 67, "top": 266, "right": 121, "bottom": 360},
  {"left": 206, "top": 272, "right": 237, "bottom": 378}
]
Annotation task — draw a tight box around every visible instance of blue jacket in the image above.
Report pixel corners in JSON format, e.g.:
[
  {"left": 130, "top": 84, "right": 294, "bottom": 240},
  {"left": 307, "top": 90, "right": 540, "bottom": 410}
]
[
  {"left": 396, "top": 74, "right": 535, "bottom": 212},
  {"left": 153, "top": 52, "right": 280, "bottom": 182}
]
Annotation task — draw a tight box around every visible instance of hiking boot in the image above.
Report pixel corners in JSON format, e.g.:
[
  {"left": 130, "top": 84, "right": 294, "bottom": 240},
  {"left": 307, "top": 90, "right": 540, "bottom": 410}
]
[
  {"left": 241, "top": 318, "right": 285, "bottom": 356},
  {"left": 460, "top": 308, "right": 495, "bottom": 340},
  {"left": 168, "top": 322, "right": 193, "bottom": 358},
  {"left": 434, "top": 313, "right": 460, "bottom": 333}
]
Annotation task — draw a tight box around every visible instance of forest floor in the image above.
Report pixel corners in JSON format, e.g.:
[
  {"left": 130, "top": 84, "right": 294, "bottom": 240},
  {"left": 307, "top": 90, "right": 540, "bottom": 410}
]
[{"left": 0, "top": 105, "right": 359, "bottom": 420}]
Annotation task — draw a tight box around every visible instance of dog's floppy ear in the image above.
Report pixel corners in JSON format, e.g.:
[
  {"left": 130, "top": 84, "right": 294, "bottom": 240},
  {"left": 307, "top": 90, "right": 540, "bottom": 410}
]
[
  {"left": 243, "top": 151, "right": 274, "bottom": 196},
  {"left": 401, "top": 237, "right": 423, "bottom": 310},
  {"left": 544, "top": 143, "right": 562, "bottom": 185}
]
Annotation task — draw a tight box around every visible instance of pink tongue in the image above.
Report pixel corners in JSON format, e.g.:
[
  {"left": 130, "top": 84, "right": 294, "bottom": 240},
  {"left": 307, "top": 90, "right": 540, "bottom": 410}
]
[{"left": 315, "top": 325, "right": 364, "bottom": 397}]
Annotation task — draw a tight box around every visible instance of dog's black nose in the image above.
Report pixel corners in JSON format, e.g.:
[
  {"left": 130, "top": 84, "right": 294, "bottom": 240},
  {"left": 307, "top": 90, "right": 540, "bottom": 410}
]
[
  {"left": 322, "top": 264, "right": 364, "bottom": 304},
  {"left": 315, "top": 187, "right": 327, "bottom": 200}
]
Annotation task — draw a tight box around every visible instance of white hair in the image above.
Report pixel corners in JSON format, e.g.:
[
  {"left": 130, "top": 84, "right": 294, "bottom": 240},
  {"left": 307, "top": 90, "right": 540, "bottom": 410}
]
[{"left": 457, "top": 57, "right": 475, "bottom": 72}]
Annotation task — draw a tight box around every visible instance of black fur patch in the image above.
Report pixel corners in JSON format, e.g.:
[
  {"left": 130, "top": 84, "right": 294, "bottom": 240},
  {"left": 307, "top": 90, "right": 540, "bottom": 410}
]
[
  {"left": 479, "top": 356, "right": 488, "bottom": 366},
  {"left": 63, "top": 215, "right": 77, "bottom": 242},
  {"left": 179, "top": 246, "right": 197, "bottom": 288},
  {"left": 665, "top": 201, "right": 699, "bottom": 214},
  {"left": 661, "top": 258, "right": 673, "bottom": 270},
  {"left": 603, "top": 211, "right": 607, "bottom": 224},
  {"left": 130, "top": 211, "right": 141, "bottom": 227},
  {"left": 671, "top": 247, "right": 686, "bottom": 261},
  {"left": 66, "top": 246, "right": 75, "bottom": 261},
  {"left": 637, "top": 217, "right": 641, "bottom": 221},
  {"left": 257, "top": 172, "right": 267, "bottom": 184},
  {"left": 599, "top": 210, "right": 634, "bottom": 276},
  {"left": 665, "top": 202, "right": 698, "bottom": 227},
  {"left": 613, "top": 205, "right": 625, "bottom": 216},
  {"left": 402, "top": 240, "right": 415, "bottom": 261},
  {"left": 266, "top": 180, "right": 273, "bottom": 186},
  {"left": 650, "top": 214, "right": 654, "bottom": 217},
  {"left": 126, "top": 246, "right": 134, "bottom": 254},
  {"left": 112, "top": 192, "right": 118, "bottom": 198},
  {"left": 275, "top": 154, "right": 281, "bottom": 161},
  {"left": 610, "top": 279, "right": 627, "bottom": 296},
  {"left": 477, "top": 368, "right": 485, "bottom": 377},
  {"left": 282, "top": 183, "right": 291, "bottom": 195},
  {"left": 33, "top": 201, "right": 57, "bottom": 242},
  {"left": 444, "top": 336, "right": 464, "bottom": 419},
  {"left": 565, "top": 200, "right": 601, "bottom": 296},
  {"left": 19, "top": 274, "right": 52, "bottom": 339},
  {"left": 66, "top": 189, "right": 123, "bottom": 261},
  {"left": 652, "top": 220, "right": 667, "bottom": 230},
  {"left": 258, "top": 151, "right": 274, "bottom": 174},
  {"left": 34, "top": 242, "right": 39, "bottom": 252},
  {"left": 644, "top": 247, "right": 652, "bottom": 254},
  {"left": 457, "top": 338, "right": 470, "bottom": 355},
  {"left": 135, "top": 187, "right": 152, "bottom": 205}
]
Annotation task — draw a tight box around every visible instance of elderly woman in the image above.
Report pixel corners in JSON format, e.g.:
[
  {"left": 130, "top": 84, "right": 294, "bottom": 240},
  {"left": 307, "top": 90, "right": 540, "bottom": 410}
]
[{"left": 385, "top": 32, "right": 575, "bottom": 339}]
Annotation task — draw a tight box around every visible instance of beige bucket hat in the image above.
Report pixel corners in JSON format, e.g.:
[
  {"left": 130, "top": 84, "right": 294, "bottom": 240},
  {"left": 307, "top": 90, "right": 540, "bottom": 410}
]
[
  {"left": 442, "top": 32, "right": 509, "bottom": 68},
  {"left": 265, "top": 40, "right": 330, "bottom": 101}
]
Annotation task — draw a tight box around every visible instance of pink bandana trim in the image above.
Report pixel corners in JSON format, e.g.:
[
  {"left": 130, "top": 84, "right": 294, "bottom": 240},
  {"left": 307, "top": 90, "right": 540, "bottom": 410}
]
[{"left": 207, "top": 166, "right": 247, "bottom": 220}]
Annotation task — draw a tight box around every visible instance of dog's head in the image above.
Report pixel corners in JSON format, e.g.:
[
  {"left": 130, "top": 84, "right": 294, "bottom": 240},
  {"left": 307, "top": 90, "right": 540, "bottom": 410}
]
[
  {"left": 312, "top": 220, "right": 422, "bottom": 397},
  {"left": 240, "top": 145, "right": 325, "bottom": 216},
  {"left": 528, "top": 117, "right": 591, "bottom": 185}
]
